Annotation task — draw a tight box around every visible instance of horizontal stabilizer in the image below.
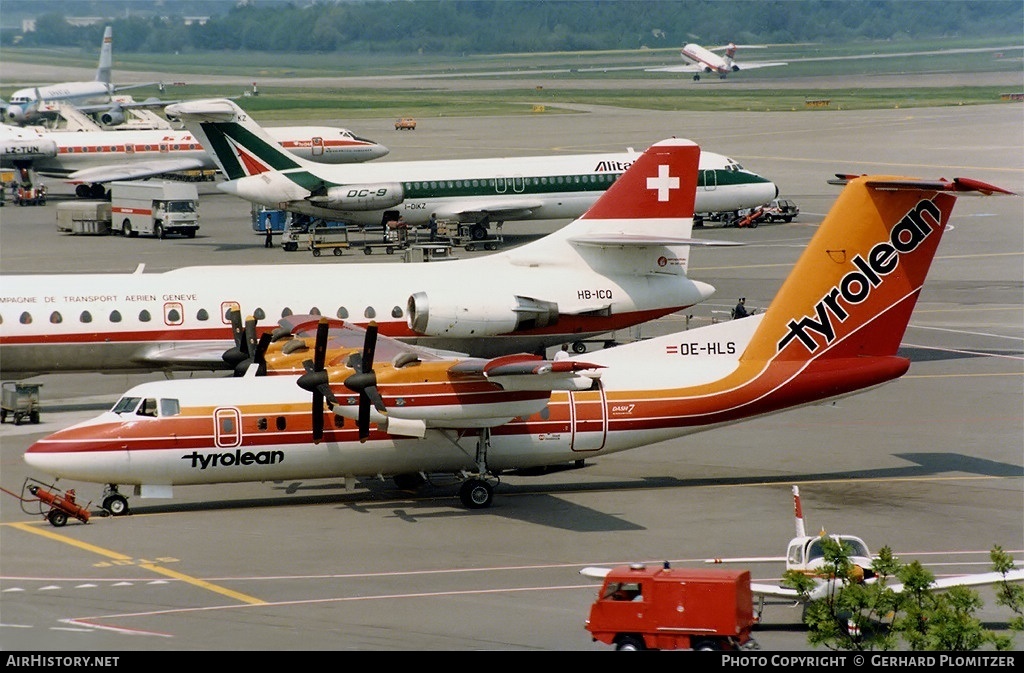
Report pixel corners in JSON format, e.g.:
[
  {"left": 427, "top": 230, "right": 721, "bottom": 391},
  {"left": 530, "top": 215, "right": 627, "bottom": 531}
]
[
  {"left": 829, "top": 174, "right": 1017, "bottom": 196},
  {"left": 570, "top": 233, "right": 741, "bottom": 248}
]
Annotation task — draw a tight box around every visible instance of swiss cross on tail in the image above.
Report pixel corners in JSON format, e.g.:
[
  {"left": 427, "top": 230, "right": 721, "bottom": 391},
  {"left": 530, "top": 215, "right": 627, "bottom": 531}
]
[{"left": 583, "top": 138, "right": 698, "bottom": 220}]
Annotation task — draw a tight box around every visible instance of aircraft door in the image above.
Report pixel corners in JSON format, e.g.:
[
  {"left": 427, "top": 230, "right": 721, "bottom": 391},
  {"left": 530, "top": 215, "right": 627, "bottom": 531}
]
[
  {"left": 512, "top": 175, "right": 525, "bottom": 193},
  {"left": 494, "top": 176, "right": 508, "bottom": 194},
  {"left": 569, "top": 382, "right": 607, "bottom": 452},
  {"left": 213, "top": 407, "right": 242, "bottom": 448},
  {"left": 311, "top": 137, "right": 324, "bottom": 157},
  {"left": 701, "top": 168, "right": 718, "bottom": 191}
]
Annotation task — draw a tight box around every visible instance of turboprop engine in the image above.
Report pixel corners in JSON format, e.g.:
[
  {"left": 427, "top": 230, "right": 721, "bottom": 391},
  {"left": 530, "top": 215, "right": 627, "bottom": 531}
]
[
  {"left": 1, "top": 136, "right": 57, "bottom": 160},
  {"left": 306, "top": 182, "right": 404, "bottom": 211},
  {"left": 407, "top": 292, "right": 559, "bottom": 337}
]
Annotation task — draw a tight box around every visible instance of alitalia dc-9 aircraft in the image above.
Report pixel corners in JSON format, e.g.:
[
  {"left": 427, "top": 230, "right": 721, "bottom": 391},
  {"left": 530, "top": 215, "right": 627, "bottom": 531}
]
[
  {"left": 165, "top": 98, "right": 778, "bottom": 240},
  {"left": 22, "top": 138, "right": 1013, "bottom": 515}
]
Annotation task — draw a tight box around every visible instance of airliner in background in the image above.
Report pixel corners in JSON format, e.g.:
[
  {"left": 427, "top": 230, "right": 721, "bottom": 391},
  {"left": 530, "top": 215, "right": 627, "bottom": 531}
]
[
  {"left": 0, "top": 137, "right": 721, "bottom": 375},
  {"left": 2, "top": 26, "right": 168, "bottom": 127},
  {"left": 166, "top": 98, "right": 779, "bottom": 240},
  {"left": 647, "top": 42, "right": 788, "bottom": 80},
  {"left": 0, "top": 122, "right": 389, "bottom": 198}
]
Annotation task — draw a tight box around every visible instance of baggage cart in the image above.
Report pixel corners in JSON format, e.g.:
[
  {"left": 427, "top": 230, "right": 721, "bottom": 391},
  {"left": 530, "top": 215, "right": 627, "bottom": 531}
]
[{"left": 1, "top": 382, "right": 42, "bottom": 425}]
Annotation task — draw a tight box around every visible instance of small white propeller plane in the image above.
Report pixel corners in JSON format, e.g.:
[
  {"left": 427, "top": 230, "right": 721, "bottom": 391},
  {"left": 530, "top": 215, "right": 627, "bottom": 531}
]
[
  {"left": 164, "top": 97, "right": 778, "bottom": 239},
  {"left": 702, "top": 485, "right": 1024, "bottom": 610},
  {"left": 22, "top": 143, "right": 1015, "bottom": 518},
  {"left": 647, "top": 42, "right": 788, "bottom": 81},
  {"left": 0, "top": 137, "right": 719, "bottom": 374}
]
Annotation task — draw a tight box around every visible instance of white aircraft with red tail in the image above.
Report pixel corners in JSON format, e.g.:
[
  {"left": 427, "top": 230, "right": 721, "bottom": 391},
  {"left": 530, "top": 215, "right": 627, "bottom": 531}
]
[
  {"left": 647, "top": 42, "right": 788, "bottom": 80},
  {"left": 22, "top": 145, "right": 1014, "bottom": 516}
]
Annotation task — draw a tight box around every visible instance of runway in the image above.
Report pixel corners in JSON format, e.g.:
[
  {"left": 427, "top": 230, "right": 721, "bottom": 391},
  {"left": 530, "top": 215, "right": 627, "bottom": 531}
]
[{"left": 0, "top": 97, "right": 1022, "bottom": 651}]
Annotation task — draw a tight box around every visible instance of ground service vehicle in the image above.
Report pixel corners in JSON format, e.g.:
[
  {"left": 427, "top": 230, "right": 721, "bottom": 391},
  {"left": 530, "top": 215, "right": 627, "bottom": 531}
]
[
  {"left": 1, "top": 382, "right": 42, "bottom": 425},
  {"left": 761, "top": 198, "right": 800, "bottom": 222},
  {"left": 584, "top": 563, "right": 760, "bottom": 651},
  {"left": 394, "top": 117, "right": 417, "bottom": 130},
  {"left": 110, "top": 180, "right": 199, "bottom": 238},
  {"left": 56, "top": 200, "right": 112, "bottom": 235}
]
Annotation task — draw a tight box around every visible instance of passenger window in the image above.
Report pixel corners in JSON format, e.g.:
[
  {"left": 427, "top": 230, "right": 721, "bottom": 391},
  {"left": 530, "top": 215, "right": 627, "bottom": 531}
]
[
  {"left": 109, "top": 310, "right": 122, "bottom": 323},
  {"left": 20, "top": 312, "right": 32, "bottom": 325},
  {"left": 166, "top": 307, "right": 181, "bottom": 323},
  {"left": 80, "top": 311, "right": 93, "bottom": 323},
  {"left": 336, "top": 307, "right": 349, "bottom": 319},
  {"left": 391, "top": 306, "right": 403, "bottom": 318},
  {"left": 254, "top": 307, "right": 266, "bottom": 320},
  {"left": 275, "top": 417, "right": 286, "bottom": 431},
  {"left": 281, "top": 307, "right": 293, "bottom": 318},
  {"left": 309, "top": 307, "right": 322, "bottom": 316},
  {"left": 50, "top": 311, "right": 62, "bottom": 324},
  {"left": 257, "top": 417, "right": 268, "bottom": 431},
  {"left": 196, "top": 309, "right": 209, "bottom": 321},
  {"left": 364, "top": 306, "right": 376, "bottom": 319},
  {"left": 139, "top": 310, "right": 152, "bottom": 322}
]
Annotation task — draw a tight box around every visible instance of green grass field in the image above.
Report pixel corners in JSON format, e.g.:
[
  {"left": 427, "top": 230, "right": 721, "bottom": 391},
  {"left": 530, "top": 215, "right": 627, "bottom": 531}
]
[{"left": 2, "top": 37, "right": 1021, "bottom": 119}]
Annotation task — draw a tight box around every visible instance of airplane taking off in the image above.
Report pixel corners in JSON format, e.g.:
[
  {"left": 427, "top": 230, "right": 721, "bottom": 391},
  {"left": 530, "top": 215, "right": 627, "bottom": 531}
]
[
  {"left": 647, "top": 43, "right": 788, "bottom": 80},
  {"left": 2, "top": 26, "right": 167, "bottom": 126},
  {"left": 165, "top": 98, "right": 778, "bottom": 240},
  {"left": 0, "top": 122, "right": 389, "bottom": 198},
  {"left": 22, "top": 153, "right": 1014, "bottom": 515},
  {"left": 0, "top": 137, "right": 719, "bottom": 374}
]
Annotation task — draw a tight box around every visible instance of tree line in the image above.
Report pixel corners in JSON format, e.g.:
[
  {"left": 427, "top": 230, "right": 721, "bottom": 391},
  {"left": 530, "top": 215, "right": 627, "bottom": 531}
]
[{"left": 5, "top": 0, "right": 1022, "bottom": 55}]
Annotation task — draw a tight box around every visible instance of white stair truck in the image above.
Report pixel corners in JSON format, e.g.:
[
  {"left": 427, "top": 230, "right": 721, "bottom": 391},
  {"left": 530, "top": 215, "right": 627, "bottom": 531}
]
[{"left": 111, "top": 181, "right": 200, "bottom": 239}]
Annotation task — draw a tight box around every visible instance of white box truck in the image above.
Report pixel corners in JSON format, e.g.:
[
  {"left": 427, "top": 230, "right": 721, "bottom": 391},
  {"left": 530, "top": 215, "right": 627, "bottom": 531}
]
[{"left": 111, "top": 181, "right": 200, "bottom": 239}]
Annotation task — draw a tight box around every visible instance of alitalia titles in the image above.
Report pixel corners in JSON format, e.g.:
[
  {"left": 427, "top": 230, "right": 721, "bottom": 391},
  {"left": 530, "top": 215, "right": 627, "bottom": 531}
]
[
  {"left": 182, "top": 449, "right": 284, "bottom": 469},
  {"left": 777, "top": 198, "right": 941, "bottom": 354}
]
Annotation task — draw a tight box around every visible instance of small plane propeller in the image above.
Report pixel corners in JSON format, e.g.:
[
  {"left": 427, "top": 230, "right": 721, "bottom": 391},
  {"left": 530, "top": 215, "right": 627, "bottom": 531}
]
[
  {"left": 296, "top": 318, "right": 339, "bottom": 443},
  {"left": 222, "top": 308, "right": 273, "bottom": 376},
  {"left": 341, "top": 321, "right": 385, "bottom": 443}
]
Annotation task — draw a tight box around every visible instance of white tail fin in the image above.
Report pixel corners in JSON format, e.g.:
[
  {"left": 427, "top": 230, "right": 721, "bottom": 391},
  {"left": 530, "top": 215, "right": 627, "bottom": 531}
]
[{"left": 95, "top": 26, "right": 113, "bottom": 85}]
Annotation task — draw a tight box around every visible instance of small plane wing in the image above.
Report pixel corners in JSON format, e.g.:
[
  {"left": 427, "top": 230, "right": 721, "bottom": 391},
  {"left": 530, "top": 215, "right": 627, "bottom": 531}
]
[
  {"left": 751, "top": 582, "right": 802, "bottom": 600},
  {"left": 68, "top": 158, "right": 208, "bottom": 183},
  {"left": 886, "top": 568, "right": 1024, "bottom": 593},
  {"left": 580, "top": 566, "right": 613, "bottom": 580},
  {"left": 645, "top": 64, "right": 704, "bottom": 74}
]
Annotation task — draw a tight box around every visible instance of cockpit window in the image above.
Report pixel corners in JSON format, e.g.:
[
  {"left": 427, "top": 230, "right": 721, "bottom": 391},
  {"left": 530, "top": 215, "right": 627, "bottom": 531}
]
[
  {"left": 112, "top": 396, "right": 142, "bottom": 414},
  {"left": 138, "top": 398, "right": 158, "bottom": 417},
  {"left": 839, "top": 536, "right": 870, "bottom": 558},
  {"left": 159, "top": 399, "right": 181, "bottom": 417}
]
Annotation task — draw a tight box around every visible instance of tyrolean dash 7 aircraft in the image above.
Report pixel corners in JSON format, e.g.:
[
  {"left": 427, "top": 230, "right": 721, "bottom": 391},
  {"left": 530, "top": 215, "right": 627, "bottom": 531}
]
[
  {"left": 646, "top": 42, "right": 788, "bottom": 81},
  {"left": 0, "top": 122, "right": 389, "bottom": 198},
  {"left": 22, "top": 148, "right": 1013, "bottom": 514},
  {"left": 165, "top": 98, "right": 778, "bottom": 240},
  {"left": 0, "top": 137, "right": 717, "bottom": 375}
]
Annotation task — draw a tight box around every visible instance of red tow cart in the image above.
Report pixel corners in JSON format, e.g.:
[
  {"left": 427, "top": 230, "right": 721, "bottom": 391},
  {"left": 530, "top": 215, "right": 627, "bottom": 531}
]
[{"left": 3, "top": 478, "right": 93, "bottom": 527}]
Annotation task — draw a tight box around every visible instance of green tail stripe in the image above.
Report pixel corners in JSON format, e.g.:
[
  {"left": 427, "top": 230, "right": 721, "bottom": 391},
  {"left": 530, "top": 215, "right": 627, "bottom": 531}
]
[{"left": 201, "top": 121, "right": 302, "bottom": 181}]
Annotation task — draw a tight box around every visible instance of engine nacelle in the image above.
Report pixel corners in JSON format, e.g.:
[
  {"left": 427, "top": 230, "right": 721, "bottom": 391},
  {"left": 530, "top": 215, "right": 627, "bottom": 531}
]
[
  {"left": 408, "top": 292, "right": 559, "bottom": 337},
  {"left": 306, "top": 182, "right": 404, "bottom": 211},
  {"left": 99, "top": 106, "right": 126, "bottom": 126},
  {"left": 4, "top": 105, "right": 31, "bottom": 124},
  {"left": 1, "top": 136, "right": 57, "bottom": 159}
]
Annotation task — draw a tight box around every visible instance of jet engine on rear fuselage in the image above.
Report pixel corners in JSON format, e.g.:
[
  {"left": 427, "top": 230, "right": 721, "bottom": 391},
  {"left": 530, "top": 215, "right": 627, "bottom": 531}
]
[
  {"left": 407, "top": 292, "right": 559, "bottom": 337},
  {"left": 99, "top": 106, "right": 126, "bottom": 126},
  {"left": 306, "top": 182, "right": 404, "bottom": 211}
]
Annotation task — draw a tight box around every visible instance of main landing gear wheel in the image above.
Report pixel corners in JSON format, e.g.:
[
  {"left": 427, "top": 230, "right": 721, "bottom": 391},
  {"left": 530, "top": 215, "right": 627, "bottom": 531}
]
[
  {"left": 459, "top": 479, "right": 493, "bottom": 509},
  {"left": 103, "top": 493, "right": 129, "bottom": 516}
]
